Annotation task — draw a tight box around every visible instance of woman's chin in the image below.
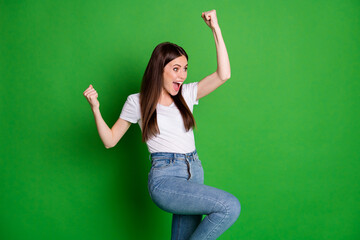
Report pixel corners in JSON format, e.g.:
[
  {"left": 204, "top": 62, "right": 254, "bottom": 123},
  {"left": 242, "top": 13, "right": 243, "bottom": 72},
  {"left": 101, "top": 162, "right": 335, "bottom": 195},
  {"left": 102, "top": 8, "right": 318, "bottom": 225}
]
[
  {"left": 164, "top": 87, "right": 179, "bottom": 96},
  {"left": 170, "top": 90, "right": 179, "bottom": 96}
]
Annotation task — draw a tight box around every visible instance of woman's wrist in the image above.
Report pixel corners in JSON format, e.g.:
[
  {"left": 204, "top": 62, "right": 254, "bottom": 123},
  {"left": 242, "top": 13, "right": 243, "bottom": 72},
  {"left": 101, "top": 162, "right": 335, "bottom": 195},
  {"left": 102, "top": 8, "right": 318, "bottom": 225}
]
[
  {"left": 92, "top": 106, "right": 100, "bottom": 114},
  {"left": 212, "top": 25, "right": 220, "bottom": 32}
]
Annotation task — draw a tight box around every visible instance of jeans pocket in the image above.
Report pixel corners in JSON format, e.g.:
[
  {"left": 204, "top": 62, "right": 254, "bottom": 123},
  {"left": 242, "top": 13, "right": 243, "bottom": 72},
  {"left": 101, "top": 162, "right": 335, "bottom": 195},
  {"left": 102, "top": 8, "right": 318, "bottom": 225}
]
[{"left": 151, "top": 158, "right": 173, "bottom": 170}]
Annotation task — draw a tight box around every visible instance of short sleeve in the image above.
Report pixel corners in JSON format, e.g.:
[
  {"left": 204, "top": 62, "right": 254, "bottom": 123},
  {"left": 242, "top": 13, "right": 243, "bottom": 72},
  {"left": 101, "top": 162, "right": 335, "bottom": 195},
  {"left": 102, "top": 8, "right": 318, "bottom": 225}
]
[
  {"left": 181, "top": 82, "right": 199, "bottom": 106},
  {"left": 119, "top": 94, "right": 141, "bottom": 124}
]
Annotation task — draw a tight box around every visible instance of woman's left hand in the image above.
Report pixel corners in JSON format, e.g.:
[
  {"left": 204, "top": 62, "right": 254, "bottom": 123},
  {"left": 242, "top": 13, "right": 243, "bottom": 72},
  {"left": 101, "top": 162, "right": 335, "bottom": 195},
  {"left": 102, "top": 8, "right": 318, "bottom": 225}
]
[{"left": 201, "top": 10, "right": 219, "bottom": 30}]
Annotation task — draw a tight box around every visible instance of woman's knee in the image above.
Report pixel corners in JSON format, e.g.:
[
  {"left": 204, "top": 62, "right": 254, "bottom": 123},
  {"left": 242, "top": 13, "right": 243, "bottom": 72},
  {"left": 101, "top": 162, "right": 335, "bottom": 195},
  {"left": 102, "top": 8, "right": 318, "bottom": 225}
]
[
  {"left": 232, "top": 195, "right": 241, "bottom": 220},
  {"left": 223, "top": 193, "right": 241, "bottom": 222}
]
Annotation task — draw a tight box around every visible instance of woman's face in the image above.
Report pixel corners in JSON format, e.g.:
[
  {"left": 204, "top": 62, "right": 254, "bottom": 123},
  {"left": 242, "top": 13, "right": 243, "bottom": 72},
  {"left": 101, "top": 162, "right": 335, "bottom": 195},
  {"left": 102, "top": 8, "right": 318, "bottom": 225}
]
[{"left": 162, "top": 55, "right": 188, "bottom": 96}]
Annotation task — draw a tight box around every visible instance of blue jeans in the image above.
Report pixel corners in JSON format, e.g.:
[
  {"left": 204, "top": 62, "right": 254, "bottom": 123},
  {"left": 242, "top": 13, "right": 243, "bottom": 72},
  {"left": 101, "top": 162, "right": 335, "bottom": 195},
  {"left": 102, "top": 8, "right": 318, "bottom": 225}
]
[{"left": 147, "top": 149, "right": 241, "bottom": 240}]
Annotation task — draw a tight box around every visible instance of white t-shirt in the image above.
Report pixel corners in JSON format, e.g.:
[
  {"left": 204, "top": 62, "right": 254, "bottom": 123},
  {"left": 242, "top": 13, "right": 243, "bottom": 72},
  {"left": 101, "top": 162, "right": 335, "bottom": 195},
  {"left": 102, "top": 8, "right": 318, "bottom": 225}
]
[{"left": 119, "top": 82, "right": 199, "bottom": 153}]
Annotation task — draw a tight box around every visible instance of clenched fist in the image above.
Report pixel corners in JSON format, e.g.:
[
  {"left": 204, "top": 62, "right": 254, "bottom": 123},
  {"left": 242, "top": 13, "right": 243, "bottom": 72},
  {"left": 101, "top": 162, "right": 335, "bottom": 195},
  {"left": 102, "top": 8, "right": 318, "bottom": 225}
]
[
  {"left": 201, "top": 9, "right": 219, "bottom": 30},
  {"left": 83, "top": 84, "right": 100, "bottom": 109}
]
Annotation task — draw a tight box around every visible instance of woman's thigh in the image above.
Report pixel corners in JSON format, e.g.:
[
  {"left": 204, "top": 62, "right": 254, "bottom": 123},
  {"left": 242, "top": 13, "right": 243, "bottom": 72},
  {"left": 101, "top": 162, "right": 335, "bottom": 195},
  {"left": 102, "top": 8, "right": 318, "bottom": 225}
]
[{"left": 148, "top": 175, "right": 238, "bottom": 216}]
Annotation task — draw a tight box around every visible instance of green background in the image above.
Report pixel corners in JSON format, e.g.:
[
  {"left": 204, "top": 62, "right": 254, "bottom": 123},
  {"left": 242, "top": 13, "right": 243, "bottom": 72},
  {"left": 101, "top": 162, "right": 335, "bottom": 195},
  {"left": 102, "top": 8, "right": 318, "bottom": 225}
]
[{"left": 1, "top": 0, "right": 359, "bottom": 239}]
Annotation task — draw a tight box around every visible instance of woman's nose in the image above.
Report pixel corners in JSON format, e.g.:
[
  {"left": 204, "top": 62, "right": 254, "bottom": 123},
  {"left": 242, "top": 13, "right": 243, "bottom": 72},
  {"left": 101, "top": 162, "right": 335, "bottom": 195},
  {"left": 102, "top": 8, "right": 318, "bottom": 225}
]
[{"left": 179, "top": 70, "right": 187, "bottom": 79}]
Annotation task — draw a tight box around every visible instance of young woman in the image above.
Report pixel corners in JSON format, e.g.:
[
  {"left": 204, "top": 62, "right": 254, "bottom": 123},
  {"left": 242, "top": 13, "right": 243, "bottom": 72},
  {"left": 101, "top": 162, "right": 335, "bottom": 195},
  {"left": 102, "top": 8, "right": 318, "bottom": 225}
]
[{"left": 83, "top": 10, "right": 240, "bottom": 240}]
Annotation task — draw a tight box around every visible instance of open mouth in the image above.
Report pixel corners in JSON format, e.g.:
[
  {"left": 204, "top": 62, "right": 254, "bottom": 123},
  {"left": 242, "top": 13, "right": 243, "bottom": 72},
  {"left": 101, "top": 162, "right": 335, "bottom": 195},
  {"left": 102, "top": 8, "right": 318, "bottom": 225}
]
[{"left": 173, "top": 81, "right": 182, "bottom": 91}]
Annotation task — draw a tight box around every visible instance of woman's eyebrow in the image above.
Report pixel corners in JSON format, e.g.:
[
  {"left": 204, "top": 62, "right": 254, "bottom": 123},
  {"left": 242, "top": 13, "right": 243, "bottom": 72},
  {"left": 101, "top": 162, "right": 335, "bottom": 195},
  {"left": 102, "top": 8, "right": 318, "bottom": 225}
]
[{"left": 173, "top": 64, "right": 188, "bottom": 67}]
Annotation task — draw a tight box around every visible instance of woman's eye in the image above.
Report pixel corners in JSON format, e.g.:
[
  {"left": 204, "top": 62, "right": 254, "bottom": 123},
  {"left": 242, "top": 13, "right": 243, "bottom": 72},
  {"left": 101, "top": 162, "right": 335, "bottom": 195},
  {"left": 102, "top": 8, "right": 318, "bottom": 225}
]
[{"left": 173, "top": 67, "right": 187, "bottom": 72}]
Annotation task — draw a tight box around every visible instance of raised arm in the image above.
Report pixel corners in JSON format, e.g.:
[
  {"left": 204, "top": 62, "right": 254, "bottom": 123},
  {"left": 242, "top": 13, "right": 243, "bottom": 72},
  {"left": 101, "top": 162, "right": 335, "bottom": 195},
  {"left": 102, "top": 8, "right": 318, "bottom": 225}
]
[
  {"left": 83, "top": 84, "right": 131, "bottom": 149},
  {"left": 92, "top": 108, "right": 131, "bottom": 149},
  {"left": 197, "top": 10, "right": 231, "bottom": 101}
]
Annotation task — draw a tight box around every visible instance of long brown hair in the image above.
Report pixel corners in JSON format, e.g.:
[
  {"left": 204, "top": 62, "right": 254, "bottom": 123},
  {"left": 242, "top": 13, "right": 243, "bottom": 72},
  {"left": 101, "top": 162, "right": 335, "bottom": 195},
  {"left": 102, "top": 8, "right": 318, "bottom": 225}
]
[{"left": 140, "top": 42, "right": 196, "bottom": 142}]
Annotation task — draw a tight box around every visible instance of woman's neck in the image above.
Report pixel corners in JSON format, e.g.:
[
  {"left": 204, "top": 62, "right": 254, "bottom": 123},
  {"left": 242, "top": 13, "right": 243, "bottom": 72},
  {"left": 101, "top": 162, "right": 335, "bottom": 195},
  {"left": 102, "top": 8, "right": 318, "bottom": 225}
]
[{"left": 158, "top": 89, "right": 173, "bottom": 106}]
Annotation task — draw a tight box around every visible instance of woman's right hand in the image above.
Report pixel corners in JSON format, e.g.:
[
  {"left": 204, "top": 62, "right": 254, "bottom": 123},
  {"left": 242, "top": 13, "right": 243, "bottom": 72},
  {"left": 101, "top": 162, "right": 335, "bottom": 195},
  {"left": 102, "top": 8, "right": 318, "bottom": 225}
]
[{"left": 83, "top": 84, "right": 100, "bottom": 109}]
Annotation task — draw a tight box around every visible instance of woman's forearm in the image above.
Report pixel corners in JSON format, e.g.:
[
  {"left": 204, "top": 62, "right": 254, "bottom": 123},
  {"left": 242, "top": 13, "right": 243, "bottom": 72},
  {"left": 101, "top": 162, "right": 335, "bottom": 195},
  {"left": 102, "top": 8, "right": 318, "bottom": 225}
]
[
  {"left": 212, "top": 26, "right": 231, "bottom": 80},
  {"left": 91, "top": 107, "right": 113, "bottom": 148}
]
